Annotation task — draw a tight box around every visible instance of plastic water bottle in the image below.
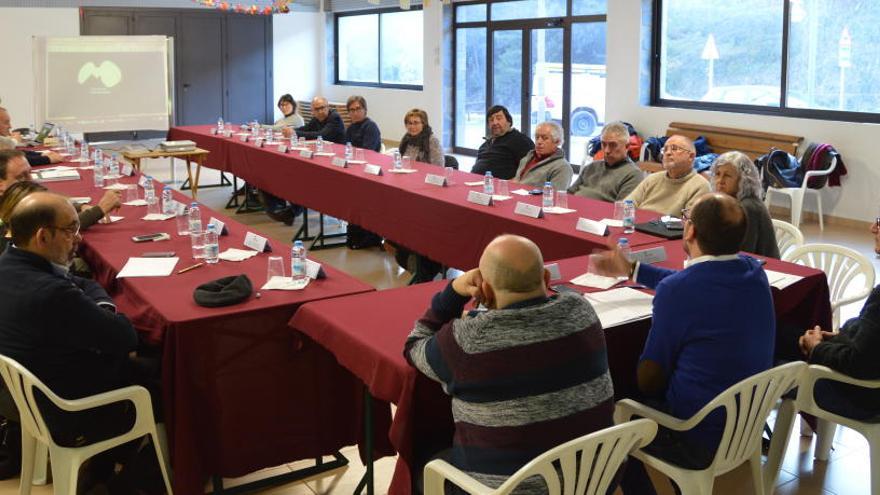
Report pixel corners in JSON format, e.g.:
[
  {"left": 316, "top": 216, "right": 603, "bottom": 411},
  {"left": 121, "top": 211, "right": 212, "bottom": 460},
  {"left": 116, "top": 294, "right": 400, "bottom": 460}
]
[
  {"left": 618, "top": 238, "right": 632, "bottom": 262},
  {"left": 392, "top": 149, "right": 402, "bottom": 169},
  {"left": 345, "top": 142, "right": 353, "bottom": 160},
  {"left": 623, "top": 199, "right": 636, "bottom": 234},
  {"left": 483, "top": 171, "right": 494, "bottom": 195},
  {"left": 188, "top": 202, "right": 202, "bottom": 234},
  {"left": 316, "top": 135, "right": 324, "bottom": 153},
  {"left": 291, "top": 240, "right": 307, "bottom": 281},
  {"left": 80, "top": 141, "right": 89, "bottom": 160},
  {"left": 203, "top": 224, "right": 220, "bottom": 264},
  {"left": 288, "top": 128, "right": 298, "bottom": 143},
  {"left": 542, "top": 181, "right": 555, "bottom": 209},
  {"left": 190, "top": 230, "right": 205, "bottom": 259},
  {"left": 92, "top": 149, "right": 101, "bottom": 166},
  {"left": 250, "top": 120, "right": 259, "bottom": 138},
  {"left": 217, "top": 116, "right": 224, "bottom": 133},
  {"left": 143, "top": 176, "right": 155, "bottom": 202},
  {"left": 162, "top": 186, "right": 174, "bottom": 215},
  {"left": 93, "top": 159, "right": 104, "bottom": 188},
  {"left": 108, "top": 154, "right": 120, "bottom": 178}
]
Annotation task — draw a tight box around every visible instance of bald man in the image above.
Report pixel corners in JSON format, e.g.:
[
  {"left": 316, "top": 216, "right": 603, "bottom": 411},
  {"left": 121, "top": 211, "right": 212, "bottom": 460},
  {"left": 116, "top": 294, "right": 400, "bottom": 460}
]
[
  {"left": 0, "top": 107, "right": 62, "bottom": 166},
  {"left": 405, "top": 234, "right": 613, "bottom": 492},
  {"left": 592, "top": 193, "right": 774, "bottom": 495},
  {"left": 292, "top": 96, "right": 346, "bottom": 144},
  {"left": 624, "top": 134, "right": 709, "bottom": 216}
]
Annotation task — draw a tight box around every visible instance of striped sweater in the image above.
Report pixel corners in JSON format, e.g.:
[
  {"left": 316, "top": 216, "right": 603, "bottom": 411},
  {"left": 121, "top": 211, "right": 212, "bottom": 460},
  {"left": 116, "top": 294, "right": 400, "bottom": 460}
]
[{"left": 404, "top": 283, "right": 614, "bottom": 492}]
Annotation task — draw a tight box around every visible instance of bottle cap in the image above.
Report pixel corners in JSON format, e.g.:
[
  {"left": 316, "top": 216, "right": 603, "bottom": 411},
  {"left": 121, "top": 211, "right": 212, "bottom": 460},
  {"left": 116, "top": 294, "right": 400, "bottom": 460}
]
[{"left": 191, "top": 202, "right": 198, "bottom": 207}]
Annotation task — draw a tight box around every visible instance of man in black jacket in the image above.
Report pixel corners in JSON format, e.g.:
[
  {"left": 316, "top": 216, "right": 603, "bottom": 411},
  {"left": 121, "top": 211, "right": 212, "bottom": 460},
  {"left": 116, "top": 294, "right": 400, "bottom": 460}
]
[
  {"left": 471, "top": 105, "right": 534, "bottom": 180},
  {"left": 292, "top": 96, "right": 346, "bottom": 144},
  {"left": 798, "top": 220, "right": 880, "bottom": 418}
]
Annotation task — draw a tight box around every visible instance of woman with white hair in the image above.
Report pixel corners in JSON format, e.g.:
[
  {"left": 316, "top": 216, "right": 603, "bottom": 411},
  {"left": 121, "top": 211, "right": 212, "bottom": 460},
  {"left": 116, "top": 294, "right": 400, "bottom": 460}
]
[
  {"left": 513, "top": 121, "right": 572, "bottom": 191},
  {"left": 711, "top": 151, "right": 780, "bottom": 258}
]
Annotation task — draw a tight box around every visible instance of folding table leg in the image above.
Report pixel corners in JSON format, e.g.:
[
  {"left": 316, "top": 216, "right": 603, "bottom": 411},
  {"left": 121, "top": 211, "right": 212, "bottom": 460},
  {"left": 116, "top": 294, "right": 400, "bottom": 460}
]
[
  {"left": 209, "top": 452, "right": 349, "bottom": 494},
  {"left": 354, "top": 388, "right": 375, "bottom": 495}
]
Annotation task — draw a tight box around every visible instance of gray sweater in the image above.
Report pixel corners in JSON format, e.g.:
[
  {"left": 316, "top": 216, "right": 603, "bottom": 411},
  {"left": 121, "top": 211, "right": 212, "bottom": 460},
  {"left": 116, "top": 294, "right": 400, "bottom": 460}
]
[
  {"left": 513, "top": 149, "right": 573, "bottom": 191},
  {"left": 740, "top": 196, "right": 780, "bottom": 258},
  {"left": 568, "top": 157, "right": 643, "bottom": 202}
]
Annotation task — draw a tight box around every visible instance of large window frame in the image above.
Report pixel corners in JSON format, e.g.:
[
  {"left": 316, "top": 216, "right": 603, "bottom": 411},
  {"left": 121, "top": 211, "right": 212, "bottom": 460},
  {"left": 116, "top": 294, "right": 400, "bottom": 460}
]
[
  {"left": 650, "top": 0, "right": 880, "bottom": 124},
  {"left": 334, "top": 6, "right": 424, "bottom": 90},
  {"left": 452, "top": 0, "right": 607, "bottom": 156}
]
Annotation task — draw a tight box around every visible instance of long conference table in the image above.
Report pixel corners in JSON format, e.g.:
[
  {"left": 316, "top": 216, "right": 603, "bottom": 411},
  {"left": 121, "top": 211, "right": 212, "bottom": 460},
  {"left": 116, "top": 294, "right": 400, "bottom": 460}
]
[
  {"left": 289, "top": 242, "right": 833, "bottom": 495},
  {"left": 167, "top": 125, "right": 664, "bottom": 269},
  {"left": 36, "top": 163, "right": 375, "bottom": 494}
]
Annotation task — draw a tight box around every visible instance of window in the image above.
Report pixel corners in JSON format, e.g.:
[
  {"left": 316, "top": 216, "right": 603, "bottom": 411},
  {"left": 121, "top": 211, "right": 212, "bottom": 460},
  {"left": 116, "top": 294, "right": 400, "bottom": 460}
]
[
  {"left": 335, "top": 9, "right": 423, "bottom": 89},
  {"left": 653, "top": 0, "right": 880, "bottom": 122}
]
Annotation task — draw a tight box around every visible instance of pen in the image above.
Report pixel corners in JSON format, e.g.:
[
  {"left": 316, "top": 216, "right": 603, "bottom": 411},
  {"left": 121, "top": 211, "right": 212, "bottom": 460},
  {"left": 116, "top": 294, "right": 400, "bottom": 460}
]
[{"left": 177, "top": 262, "right": 204, "bottom": 274}]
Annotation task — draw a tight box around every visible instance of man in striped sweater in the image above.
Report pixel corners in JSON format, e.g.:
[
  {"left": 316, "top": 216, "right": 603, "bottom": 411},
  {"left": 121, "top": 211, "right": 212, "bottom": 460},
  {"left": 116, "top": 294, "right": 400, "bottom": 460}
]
[{"left": 404, "top": 234, "right": 614, "bottom": 493}]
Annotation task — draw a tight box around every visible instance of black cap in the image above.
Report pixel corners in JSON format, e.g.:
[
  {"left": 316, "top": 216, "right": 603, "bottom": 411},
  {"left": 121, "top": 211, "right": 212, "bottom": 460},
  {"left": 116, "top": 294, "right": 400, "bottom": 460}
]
[{"left": 193, "top": 274, "right": 253, "bottom": 307}]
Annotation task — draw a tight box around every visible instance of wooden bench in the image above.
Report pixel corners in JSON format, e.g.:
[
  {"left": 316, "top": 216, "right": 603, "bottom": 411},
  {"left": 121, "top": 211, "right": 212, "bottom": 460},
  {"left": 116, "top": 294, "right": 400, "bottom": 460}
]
[{"left": 638, "top": 122, "right": 804, "bottom": 174}]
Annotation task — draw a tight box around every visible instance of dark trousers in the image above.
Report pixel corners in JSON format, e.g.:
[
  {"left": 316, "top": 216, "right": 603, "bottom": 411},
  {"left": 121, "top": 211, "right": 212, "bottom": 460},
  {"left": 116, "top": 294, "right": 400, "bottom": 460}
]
[{"left": 619, "top": 425, "right": 715, "bottom": 495}]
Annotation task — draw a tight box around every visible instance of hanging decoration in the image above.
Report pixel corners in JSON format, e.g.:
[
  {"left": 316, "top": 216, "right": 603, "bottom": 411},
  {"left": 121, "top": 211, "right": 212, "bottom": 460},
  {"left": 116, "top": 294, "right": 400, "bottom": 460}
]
[{"left": 191, "top": 0, "right": 290, "bottom": 15}]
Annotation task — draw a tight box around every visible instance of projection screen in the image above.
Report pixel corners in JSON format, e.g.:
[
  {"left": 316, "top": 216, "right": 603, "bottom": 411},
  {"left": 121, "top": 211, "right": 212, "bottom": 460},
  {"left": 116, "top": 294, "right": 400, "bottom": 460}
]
[{"left": 33, "top": 36, "right": 172, "bottom": 133}]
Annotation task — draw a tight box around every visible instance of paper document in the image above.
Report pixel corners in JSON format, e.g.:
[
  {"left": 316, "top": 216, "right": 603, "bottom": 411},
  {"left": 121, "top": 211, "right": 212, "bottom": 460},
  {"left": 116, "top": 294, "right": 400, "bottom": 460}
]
[
  {"left": 511, "top": 189, "right": 531, "bottom": 196},
  {"left": 78, "top": 165, "right": 95, "bottom": 170},
  {"left": 99, "top": 216, "right": 124, "bottom": 224},
  {"left": 386, "top": 168, "right": 417, "bottom": 174},
  {"left": 570, "top": 272, "right": 620, "bottom": 290},
  {"left": 69, "top": 197, "right": 91, "bottom": 204},
  {"left": 70, "top": 157, "right": 90, "bottom": 163},
  {"left": 123, "top": 199, "right": 148, "bottom": 206},
  {"left": 103, "top": 183, "right": 128, "bottom": 191},
  {"left": 347, "top": 160, "right": 366, "bottom": 165},
  {"left": 601, "top": 218, "right": 623, "bottom": 228},
  {"left": 543, "top": 206, "right": 576, "bottom": 215},
  {"left": 35, "top": 169, "right": 80, "bottom": 181},
  {"left": 764, "top": 269, "right": 803, "bottom": 290},
  {"left": 584, "top": 287, "right": 654, "bottom": 329},
  {"left": 142, "top": 213, "right": 175, "bottom": 221},
  {"left": 261, "top": 276, "right": 310, "bottom": 291},
  {"left": 314, "top": 152, "right": 335, "bottom": 157},
  {"left": 491, "top": 195, "right": 512, "bottom": 201},
  {"left": 464, "top": 181, "right": 483, "bottom": 186},
  {"left": 117, "top": 257, "right": 179, "bottom": 278},
  {"left": 218, "top": 248, "right": 260, "bottom": 262}
]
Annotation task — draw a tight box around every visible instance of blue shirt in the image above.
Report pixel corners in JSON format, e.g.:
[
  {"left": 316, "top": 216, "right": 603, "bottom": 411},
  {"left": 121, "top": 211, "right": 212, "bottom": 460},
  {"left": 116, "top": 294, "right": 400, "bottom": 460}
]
[{"left": 637, "top": 254, "right": 775, "bottom": 445}]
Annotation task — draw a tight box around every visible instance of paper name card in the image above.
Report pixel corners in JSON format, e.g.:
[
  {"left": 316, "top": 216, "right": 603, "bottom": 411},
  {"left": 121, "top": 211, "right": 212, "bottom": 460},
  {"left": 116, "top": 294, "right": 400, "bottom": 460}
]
[
  {"left": 210, "top": 128, "right": 218, "bottom": 135},
  {"left": 576, "top": 217, "right": 609, "bottom": 236},
  {"left": 69, "top": 196, "right": 91, "bottom": 204},
  {"left": 254, "top": 138, "right": 264, "bottom": 148},
  {"left": 514, "top": 202, "right": 543, "bottom": 218},
  {"left": 545, "top": 263, "right": 561, "bottom": 281},
  {"left": 305, "top": 259, "right": 325, "bottom": 279},
  {"left": 120, "top": 162, "right": 134, "bottom": 177},
  {"left": 600, "top": 218, "right": 624, "bottom": 228},
  {"left": 511, "top": 189, "right": 531, "bottom": 196},
  {"left": 142, "top": 213, "right": 175, "bottom": 221},
  {"left": 277, "top": 144, "right": 288, "bottom": 153},
  {"left": 208, "top": 217, "right": 229, "bottom": 236},
  {"left": 630, "top": 246, "right": 667, "bottom": 265},
  {"left": 244, "top": 231, "right": 271, "bottom": 252},
  {"left": 363, "top": 164, "right": 383, "bottom": 176},
  {"left": 123, "top": 199, "right": 148, "bottom": 206},
  {"left": 175, "top": 202, "right": 188, "bottom": 216},
  {"left": 467, "top": 190, "right": 493, "bottom": 206},
  {"left": 424, "top": 174, "right": 447, "bottom": 187},
  {"left": 331, "top": 157, "right": 348, "bottom": 168},
  {"left": 464, "top": 181, "right": 484, "bottom": 187},
  {"left": 238, "top": 134, "right": 249, "bottom": 143},
  {"left": 299, "top": 149, "right": 314, "bottom": 159},
  {"left": 223, "top": 130, "right": 233, "bottom": 138},
  {"left": 138, "top": 175, "right": 149, "bottom": 188}
]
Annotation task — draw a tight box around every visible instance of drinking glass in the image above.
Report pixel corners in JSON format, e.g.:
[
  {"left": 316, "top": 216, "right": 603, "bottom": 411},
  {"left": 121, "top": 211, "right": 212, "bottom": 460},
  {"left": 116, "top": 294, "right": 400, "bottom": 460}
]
[
  {"left": 267, "top": 256, "right": 285, "bottom": 283},
  {"left": 355, "top": 149, "right": 365, "bottom": 162},
  {"left": 190, "top": 231, "right": 205, "bottom": 259},
  {"left": 444, "top": 166, "right": 455, "bottom": 185},
  {"left": 556, "top": 191, "right": 569, "bottom": 209},
  {"left": 176, "top": 209, "right": 190, "bottom": 236},
  {"left": 402, "top": 156, "right": 413, "bottom": 169},
  {"left": 124, "top": 184, "right": 138, "bottom": 203},
  {"left": 613, "top": 201, "right": 626, "bottom": 221},
  {"left": 496, "top": 179, "right": 510, "bottom": 197}
]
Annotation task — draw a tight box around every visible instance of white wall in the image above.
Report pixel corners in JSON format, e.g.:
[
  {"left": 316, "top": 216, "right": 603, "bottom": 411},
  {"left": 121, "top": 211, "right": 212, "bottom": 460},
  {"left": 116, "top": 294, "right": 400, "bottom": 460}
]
[
  {"left": 319, "top": 3, "right": 444, "bottom": 143},
  {"left": 0, "top": 8, "right": 80, "bottom": 128},
  {"left": 272, "top": 11, "right": 322, "bottom": 121},
  {"left": 606, "top": 0, "right": 878, "bottom": 223}
]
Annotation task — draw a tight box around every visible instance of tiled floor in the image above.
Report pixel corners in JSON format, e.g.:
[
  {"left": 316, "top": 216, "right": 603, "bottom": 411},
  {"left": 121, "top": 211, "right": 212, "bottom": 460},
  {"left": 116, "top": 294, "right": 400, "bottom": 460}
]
[{"left": 3, "top": 157, "right": 875, "bottom": 494}]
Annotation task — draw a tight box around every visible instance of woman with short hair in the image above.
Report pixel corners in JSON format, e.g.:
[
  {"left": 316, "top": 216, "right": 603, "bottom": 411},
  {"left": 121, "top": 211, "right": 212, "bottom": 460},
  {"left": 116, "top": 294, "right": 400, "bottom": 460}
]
[
  {"left": 272, "top": 94, "right": 304, "bottom": 130},
  {"left": 398, "top": 109, "right": 443, "bottom": 166},
  {"left": 711, "top": 151, "right": 780, "bottom": 258}
]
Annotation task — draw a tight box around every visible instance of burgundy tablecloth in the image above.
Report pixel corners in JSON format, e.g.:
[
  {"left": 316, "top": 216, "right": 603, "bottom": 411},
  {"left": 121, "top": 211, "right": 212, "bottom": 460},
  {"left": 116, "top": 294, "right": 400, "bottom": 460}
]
[
  {"left": 289, "top": 244, "right": 833, "bottom": 495},
  {"left": 40, "top": 164, "right": 375, "bottom": 494},
  {"left": 168, "top": 125, "right": 664, "bottom": 268}
]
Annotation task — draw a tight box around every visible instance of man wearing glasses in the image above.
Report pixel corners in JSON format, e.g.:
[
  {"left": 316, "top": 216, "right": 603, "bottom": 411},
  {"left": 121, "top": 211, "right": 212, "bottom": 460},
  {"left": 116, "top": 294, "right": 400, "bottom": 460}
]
[
  {"left": 624, "top": 134, "right": 709, "bottom": 216},
  {"left": 591, "top": 193, "right": 774, "bottom": 494},
  {"left": 568, "top": 121, "right": 644, "bottom": 201},
  {"left": 293, "top": 96, "right": 346, "bottom": 144},
  {"left": 0, "top": 192, "right": 164, "bottom": 491},
  {"left": 344, "top": 95, "right": 382, "bottom": 152}
]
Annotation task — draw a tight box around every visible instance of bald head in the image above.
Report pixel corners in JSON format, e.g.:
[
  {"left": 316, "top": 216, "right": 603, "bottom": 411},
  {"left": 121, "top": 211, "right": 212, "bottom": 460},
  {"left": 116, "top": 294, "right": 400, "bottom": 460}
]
[
  {"left": 479, "top": 235, "right": 545, "bottom": 293},
  {"left": 689, "top": 192, "right": 747, "bottom": 255},
  {"left": 10, "top": 192, "right": 76, "bottom": 247},
  {"left": 312, "top": 96, "right": 330, "bottom": 122},
  {"left": 0, "top": 107, "right": 10, "bottom": 137}
]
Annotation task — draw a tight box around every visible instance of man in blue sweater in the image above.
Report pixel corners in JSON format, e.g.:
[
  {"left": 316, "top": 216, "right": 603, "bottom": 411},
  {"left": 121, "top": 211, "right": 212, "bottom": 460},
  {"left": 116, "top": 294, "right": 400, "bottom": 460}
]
[{"left": 593, "top": 192, "right": 775, "bottom": 494}]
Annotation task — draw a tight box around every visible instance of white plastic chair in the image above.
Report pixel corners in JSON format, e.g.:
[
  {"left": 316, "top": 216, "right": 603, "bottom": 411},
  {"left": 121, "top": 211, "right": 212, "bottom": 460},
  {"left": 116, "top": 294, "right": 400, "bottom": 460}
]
[
  {"left": 0, "top": 355, "right": 172, "bottom": 495},
  {"left": 783, "top": 243, "right": 875, "bottom": 330},
  {"left": 796, "top": 364, "right": 880, "bottom": 494},
  {"left": 614, "top": 361, "right": 806, "bottom": 495},
  {"left": 765, "top": 155, "right": 837, "bottom": 230},
  {"left": 423, "top": 419, "right": 658, "bottom": 495},
  {"left": 772, "top": 219, "right": 805, "bottom": 259}
]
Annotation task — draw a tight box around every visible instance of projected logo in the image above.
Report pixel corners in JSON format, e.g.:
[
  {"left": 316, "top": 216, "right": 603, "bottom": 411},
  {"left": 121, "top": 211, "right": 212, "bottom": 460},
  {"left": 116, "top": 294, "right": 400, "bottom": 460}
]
[{"left": 77, "top": 61, "right": 122, "bottom": 89}]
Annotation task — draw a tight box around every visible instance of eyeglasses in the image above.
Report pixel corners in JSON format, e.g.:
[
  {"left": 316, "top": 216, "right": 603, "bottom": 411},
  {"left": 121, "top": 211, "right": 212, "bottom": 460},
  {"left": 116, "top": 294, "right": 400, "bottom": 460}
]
[
  {"left": 662, "top": 144, "right": 690, "bottom": 154},
  {"left": 348, "top": 106, "right": 364, "bottom": 113},
  {"left": 680, "top": 208, "right": 691, "bottom": 223},
  {"left": 49, "top": 223, "right": 81, "bottom": 237},
  {"left": 600, "top": 140, "right": 622, "bottom": 148},
  {"left": 312, "top": 105, "right": 328, "bottom": 112}
]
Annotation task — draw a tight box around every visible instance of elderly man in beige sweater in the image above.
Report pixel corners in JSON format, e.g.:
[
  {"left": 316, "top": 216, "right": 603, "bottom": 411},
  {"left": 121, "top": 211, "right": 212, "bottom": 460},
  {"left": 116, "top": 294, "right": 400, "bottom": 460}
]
[{"left": 625, "top": 134, "right": 709, "bottom": 216}]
